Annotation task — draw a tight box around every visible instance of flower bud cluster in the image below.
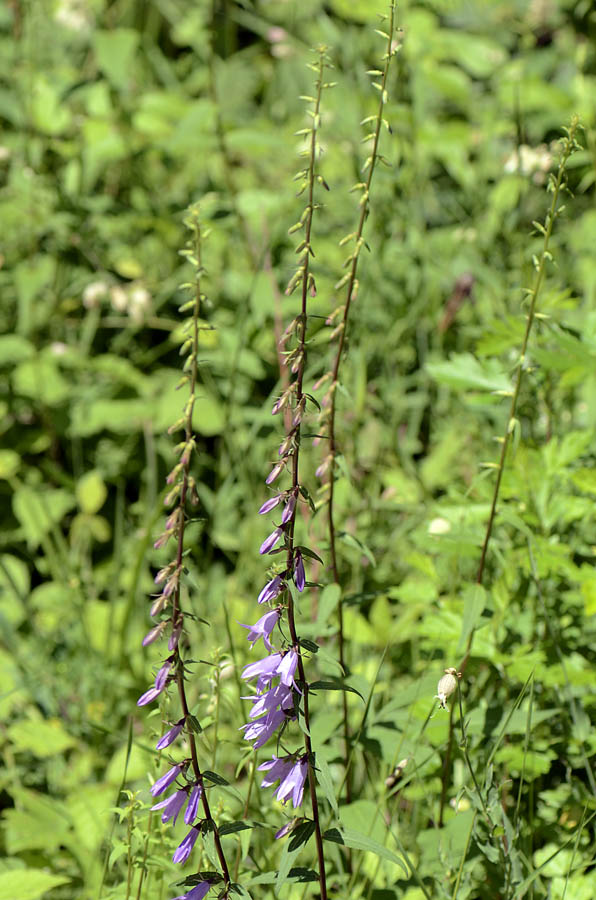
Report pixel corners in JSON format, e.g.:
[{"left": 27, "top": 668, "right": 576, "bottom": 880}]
[{"left": 136, "top": 211, "right": 230, "bottom": 898}]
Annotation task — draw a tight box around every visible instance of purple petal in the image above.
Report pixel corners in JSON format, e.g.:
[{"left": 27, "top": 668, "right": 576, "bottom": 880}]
[
  {"left": 259, "top": 494, "right": 283, "bottom": 515},
  {"left": 184, "top": 784, "right": 202, "bottom": 825},
  {"left": 259, "top": 527, "right": 284, "bottom": 555},
  {"left": 151, "top": 789, "right": 187, "bottom": 825},
  {"left": 150, "top": 764, "right": 183, "bottom": 797},
  {"left": 154, "top": 659, "right": 172, "bottom": 692},
  {"left": 242, "top": 652, "right": 282, "bottom": 684},
  {"left": 172, "top": 826, "right": 200, "bottom": 864},
  {"left": 281, "top": 494, "right": 296, "bottom": 524},
  {"left": 137, "top": 686, "right": 162, "bottom": 707},
  {"left": 258, "top": 575, "right": 285, "bottom": 605},
  {"left": 156, "top": 719, "right": 185, "bottom": 751},
  {"left": 294, "top": 550, "right": 305, "bottom": 592},
  {"left": 278, "top": 649, "right": 299, "bottom": 688}
]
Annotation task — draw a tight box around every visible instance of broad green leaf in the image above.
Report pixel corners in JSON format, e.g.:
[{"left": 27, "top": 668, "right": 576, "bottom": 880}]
[
  {"left": 12, "top": 487, "right": 75, "bottom": 549},
  {"left": 426, "top": 353, "right": 511, "bottom": 393},
  {"left": 93, "top": 29, "right": 139, "bottom": 91},
  {"left": 457, "top": 583, "right": 487, "bottom": 653},
  {"left": 0, "top": 869, "right": 70, "bottom": 900},
  {"left": 7, "top": 718, "right": 77, "bottom": 758}
]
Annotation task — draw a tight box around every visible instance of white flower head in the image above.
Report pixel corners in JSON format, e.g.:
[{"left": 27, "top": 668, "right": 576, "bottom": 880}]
[{"left": 435, "top": 667, "right": 460, "bottom": 710}]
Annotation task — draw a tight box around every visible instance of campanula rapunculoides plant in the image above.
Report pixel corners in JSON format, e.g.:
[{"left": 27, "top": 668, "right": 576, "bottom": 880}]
[
  {"left": 240, "top": 47, "right": 333, "bottom": 900},
  {"left": 315, "top": 2, "right": 398, "bottom": 805},
  {"left": 137, "top": 210, "right": 234, "bottom": 900}
]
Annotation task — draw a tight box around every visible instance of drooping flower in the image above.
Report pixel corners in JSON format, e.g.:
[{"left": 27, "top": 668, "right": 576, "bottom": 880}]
[
  {"left": 155, "top": 658, "right": 173, "bottom": 692},
  {"left": 259, "top": 755, "right": 308, "bottom": 808},
  {"left": 244, "top": 682, "right": 294, "bottom": 719},
  {"left": 151, "top": 789, "right": 187, "bottom": 825},
  {"left": 173, "top": 826, "right": 200, "bottom": 864},
  {"left": 260, "top": 527, "right": 284, "bottom": 555},
  {"left": 278, "top": 648, "right": 299, "bottom": 689},
  {"left": 184, "top": 784, "right": 202, "bottom": 825},
  {"left": 150, "top": 763, "right": 183, "bottom": 797},
  {"left": 156, "top": 718, "right": 185, "bottom": 751},
  {"left": 258, "top": 575, "right": 285, "bottom": 605},
  {"left": 259, "top": 494, "right": 283, "bottom": 515},
  {"left": 240, "top": 609, "right": 281, "bottom": 651},
  {"left": 281, "top": 493, "right": 296, "bottom": 524},
  {"left": 241, "top": 707, "right": 291, "bottom": 749},
  {"left": 242, "top": 652, "right": 282, "bottom": 688},
  {"left": 294, "top": 550, "right": 305, "bottom": 592},
  {"left": 137, "top": 685, "right": 163, "bottom": 707},
  {"left": 171, "top": 881, "right": 211, "bottom": 900}
]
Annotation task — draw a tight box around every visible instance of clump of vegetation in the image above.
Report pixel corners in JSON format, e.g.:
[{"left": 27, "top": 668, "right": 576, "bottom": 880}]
[{"left": 1, "top": 2, "right": 595, "bottom": 899}]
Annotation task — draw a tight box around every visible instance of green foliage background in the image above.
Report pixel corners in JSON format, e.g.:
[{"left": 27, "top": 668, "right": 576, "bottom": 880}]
[{"left": 1, "top": 0, "right": 596, "bottom": 898}]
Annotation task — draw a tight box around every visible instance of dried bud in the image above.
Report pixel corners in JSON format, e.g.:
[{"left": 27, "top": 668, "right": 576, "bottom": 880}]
[{"left": 435, "top": 667, "right": 460, "bottom": 709}]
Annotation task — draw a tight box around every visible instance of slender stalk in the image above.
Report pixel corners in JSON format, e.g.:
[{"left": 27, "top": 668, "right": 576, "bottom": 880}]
[
  {"left": 282, "top": 49, "right": 329, "bottom": 900},
  {"left": 439, "top": 118, "right": 580, "bottom": 827},
  {"left": 324, "top": 3, "right": 397, "bottom": 804},
  {"left": 168, "top": 216, "right": 232, "bottom": 888}
]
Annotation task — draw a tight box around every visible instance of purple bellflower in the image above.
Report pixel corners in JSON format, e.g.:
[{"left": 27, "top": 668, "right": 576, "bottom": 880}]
[
  {"left": 259, "top": 755, "right": 308, "bottom": 808},
  {"left": 156, "top": 718, "right": 185, "bottom": 751},
  {"left": 151, "top": 789, "right": 187, "bottom": 825},
  {"left": 258, "top": 575, "right": 285, "bottom": 605},
  {"left": 173, "top": 826, "right": 200, "bottom": 864},
  {"left": 240, "top": 609, "right": 281, "bottom": 651},
  {"left": 259, "top": 494, "right": 283, "bottom": 515},
  {"left": 171, "top": 883, "right": 211, "bottom": 900},
  {"left": 260, "top": 526, "right": 284, "bottom": 555},
  {"left": 184, "top": 784, "right": 202, "bottom": 825},
  {"left": 294, "top": 550, "right": 305, "bottom": 592},
  {"left": 241, "top": 707, "right": 292, "bottom": 749},
  {"left": 242, "top": 652, "right": 282, "bottom": 688},
  {"left": 151, "top": 763, "right": 183, "bottom": 797}
]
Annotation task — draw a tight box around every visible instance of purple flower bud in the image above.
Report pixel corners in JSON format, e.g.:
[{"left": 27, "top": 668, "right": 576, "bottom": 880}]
[
  {"left": 171, "top": 882, "right": 211, "bottom": 900},
  {"left": 258, "top": 575, "right": 285, "bottom": 604},
  {"left": 142, "top": 622, "right": 167, "bottom": 646},
  {"left": 294, "top": 550, "right": 305, "bottom": 592},
  {"left": 260, "top": 527, "right": 284, "bottom": 555},
  {"left": 156, "top": 718, "right": 185, "bottom": 751},
  {"left": 275, "top": 821, "right": 295, "bottom": 840},
  {"left": 281, "top": 494, "right": 296, "bottom": 524},
  {"left": 155, "top": 659, "right": 172, "bottom": 692},
  {"left": 266, "top": 462, "right": 284, "bottom": 485},
  {"left": 184, "top": 783, "right": 202, "bottom": 824},
  {"left": 150, "top": 763, "right": 183, "bottom": 797},
  {"left": 169, "top": 620, "right": 183, "bottom": 651},
  {"left": 151, "top": 789, "right": 187, "bottom": 825},
  {"left": 259, "top": 494, "right": 283, "bottom": 515},
  {"left": 137, "top": 686, "right": 163, "bottom": 707},
  {"left": 240, "top": 609, "right": 281, "bottom": 652},
  {"left": 172, "top": 826, "right": 200, "bottom": 864}
]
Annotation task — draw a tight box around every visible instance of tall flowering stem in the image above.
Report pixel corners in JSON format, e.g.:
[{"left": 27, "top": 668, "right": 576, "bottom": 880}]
[
  {"left": 438, "top": 118, "right": 581, "bottom": 826},
  {"left": 138, "top": 209, "right": 232, "bottom": 899},
  {"left": 317, "top": 4, "right": 398, "bottom": 803},
  {"left": 242, "top": 48, "right": 331, "bottom": 900}
]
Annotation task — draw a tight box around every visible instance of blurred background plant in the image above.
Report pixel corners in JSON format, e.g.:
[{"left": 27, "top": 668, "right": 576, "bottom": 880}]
[{"left": 1, "top": 1, "right": 596, "bottom": 898}]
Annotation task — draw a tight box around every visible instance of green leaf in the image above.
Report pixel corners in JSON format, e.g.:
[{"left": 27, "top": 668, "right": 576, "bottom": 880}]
[
  {"left": 12, "top": 487, "right": 75, "bottom": 549},
  {"left": 7, "top": 718, "right": 77, "bottom": 758},
  {"left": 76, "top": 470, "right": 108, "bottom": 515},
  {"left": 426, "top": 353, "right": 511, "bottom": 393},
  {"left": 457, "top": 583, "right": 487, "bottom": 653},
  {"left": 93, "top": 29, "right": 139, "bottom": 91},
  {"left": 323, "top": 827, "right": 409, "bottom": 874},
  {"left": 0, "top": 870, "right": 70, "bottom": 900},
  {"left": 309, "top": 680, "right": 364, "bottom": 700},
  {"left": 315, "top": 752, "right": 339, "bottom": 817}
]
